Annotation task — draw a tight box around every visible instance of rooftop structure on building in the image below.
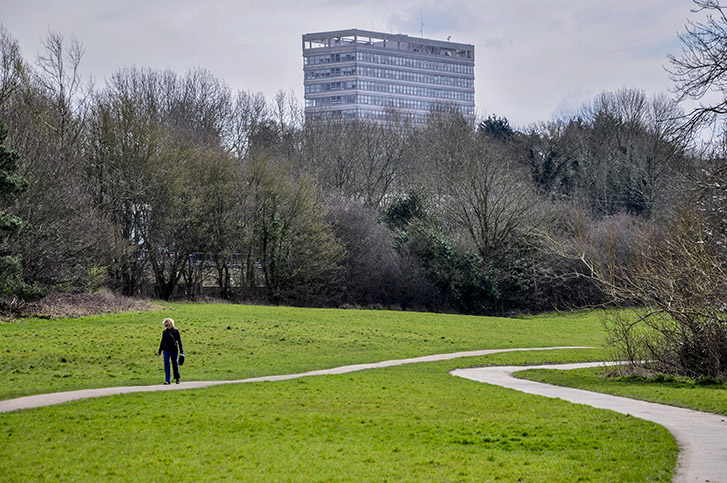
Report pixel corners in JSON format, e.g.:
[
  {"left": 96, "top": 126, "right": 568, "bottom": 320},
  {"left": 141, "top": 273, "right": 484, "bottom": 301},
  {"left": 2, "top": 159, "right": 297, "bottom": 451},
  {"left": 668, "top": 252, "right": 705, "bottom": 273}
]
[{"left": 302, "top": 29, "right": 474, "bottom": 125}]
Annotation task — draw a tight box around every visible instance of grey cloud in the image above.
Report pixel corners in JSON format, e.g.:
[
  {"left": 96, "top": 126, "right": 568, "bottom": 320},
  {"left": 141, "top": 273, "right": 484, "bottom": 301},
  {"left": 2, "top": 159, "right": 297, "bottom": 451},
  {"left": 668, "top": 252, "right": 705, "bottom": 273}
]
[{"left": 0, "top": 0, "right": 696, "bottom": 127}]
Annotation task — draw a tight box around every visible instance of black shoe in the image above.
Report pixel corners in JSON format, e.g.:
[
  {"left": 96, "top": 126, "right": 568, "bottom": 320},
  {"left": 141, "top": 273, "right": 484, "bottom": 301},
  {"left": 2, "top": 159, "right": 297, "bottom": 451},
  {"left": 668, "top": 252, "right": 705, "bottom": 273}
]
[
  {"left": 175, "top": 379, "right": 180, "bottom": 384},
  {"left": 164, "top": 381, "right": 170, "bottom": 385}
]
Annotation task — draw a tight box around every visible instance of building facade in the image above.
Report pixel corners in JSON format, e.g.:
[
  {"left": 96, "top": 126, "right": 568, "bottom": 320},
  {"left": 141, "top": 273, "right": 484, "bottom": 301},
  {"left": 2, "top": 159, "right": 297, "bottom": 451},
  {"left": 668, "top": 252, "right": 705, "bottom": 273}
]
[{"left": 302, "top": 29, "right": 474, "bottom": 125}]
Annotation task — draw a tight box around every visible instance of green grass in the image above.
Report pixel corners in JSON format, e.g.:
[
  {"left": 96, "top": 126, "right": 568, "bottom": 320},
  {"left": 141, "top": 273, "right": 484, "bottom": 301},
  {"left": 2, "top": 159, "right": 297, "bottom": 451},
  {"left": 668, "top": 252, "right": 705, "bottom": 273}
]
[
  {"left": 517, "top": 366, "right": 727, "bottom": 416},
  {"left": 0, "top": 350, "right": 675, "bottom": 482},
  {"left": 0, "top": 303, "right": 608, "bottom": 400},
  {"left": 0, "top": 305, "right": 680, "bottom": 480}
]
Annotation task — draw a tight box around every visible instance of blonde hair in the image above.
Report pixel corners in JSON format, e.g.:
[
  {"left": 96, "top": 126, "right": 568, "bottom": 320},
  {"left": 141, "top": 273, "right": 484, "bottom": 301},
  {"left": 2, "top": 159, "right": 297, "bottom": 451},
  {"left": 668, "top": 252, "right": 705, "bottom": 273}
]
[{"left": 163, "top": 318, "right": 175, "bottom": 328}]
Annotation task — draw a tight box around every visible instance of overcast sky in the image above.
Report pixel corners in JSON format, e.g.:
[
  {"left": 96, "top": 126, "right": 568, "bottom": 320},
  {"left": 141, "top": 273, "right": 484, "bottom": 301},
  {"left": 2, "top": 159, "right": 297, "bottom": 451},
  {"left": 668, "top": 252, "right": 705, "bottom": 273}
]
[{"left": 0, "top": 0, "right": 702, "bottom": 128}]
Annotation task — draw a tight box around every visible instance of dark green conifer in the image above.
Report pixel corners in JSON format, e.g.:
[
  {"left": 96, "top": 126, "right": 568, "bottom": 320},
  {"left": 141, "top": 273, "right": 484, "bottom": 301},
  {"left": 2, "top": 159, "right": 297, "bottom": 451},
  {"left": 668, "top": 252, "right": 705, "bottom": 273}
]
[{"left": 0, "top": 121, "right": 44, "bottom": 303}]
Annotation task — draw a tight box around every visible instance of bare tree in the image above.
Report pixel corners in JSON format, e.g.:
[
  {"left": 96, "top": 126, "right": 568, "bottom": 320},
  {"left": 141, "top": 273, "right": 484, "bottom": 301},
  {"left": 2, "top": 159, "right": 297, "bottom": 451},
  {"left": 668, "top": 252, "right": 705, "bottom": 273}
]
[
  {"left": 86, "top": 67, "right": 239, "bottom": 299},
  {"left": 34, "top": 30, "right": 86, "bottom": 151},
  {"left": 577, "top": 89, "right": 686, "bottom": 217},
  {"left": 355, "top": 120, "right": 411, "bottom": 207},
  {"left": 301, "top": 119, "right": 358, "bottom": 197},
  {"left": 229, "top": 90, "right": 268, "bottom": 159},
  {"left": 301, "top": 118, "right": 412, "bottom": 207},
  {"left": 191, "top": 146, "right": 243, "bottom": 299},
  {"left": 325, "top": 197, "right": 434, "bottom": 308},
  {"left": 166, "top": 68, "right": 233, "bottom": 145},
  {"left": 0, "top": 29, "right": 115, "bottom": 292},
  {"left": 272, "top": 89, "right": 303, "bottom": 160},
  {"left": 416, "top": 109, "right": 540, "bottom": 261},
  {"left": 447, "top": 142, "right": 539, "bottom": 261},
  {"left": 668, "top": 0, "right": 727, "bottom": 137},
  {"left": 0, "top": 26, "right": 25, "bottom": 107},
  {"left": 532, "top": 2, "right": 727, "bottom": 379},
  {"left": 577, "top": 210, "right": 727, "bottom": 380}
]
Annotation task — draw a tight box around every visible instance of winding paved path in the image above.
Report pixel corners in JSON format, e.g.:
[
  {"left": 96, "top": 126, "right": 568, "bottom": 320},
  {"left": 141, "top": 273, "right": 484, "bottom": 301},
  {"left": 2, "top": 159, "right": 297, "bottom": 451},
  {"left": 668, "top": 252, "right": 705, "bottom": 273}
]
[
  {"left": 2, "top": 346, "right": 726, "bottom": 482},
  {"left": 0, "top": 346, "right": 582, "bottom": 412},
  {"left": 452, "top": 362, "right": 727, "bottom": 483}
]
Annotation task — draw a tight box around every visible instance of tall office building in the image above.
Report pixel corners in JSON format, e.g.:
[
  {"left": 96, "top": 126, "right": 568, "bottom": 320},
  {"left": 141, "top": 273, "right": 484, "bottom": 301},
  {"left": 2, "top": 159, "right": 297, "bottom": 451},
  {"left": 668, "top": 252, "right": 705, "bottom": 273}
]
[{"left": 302, "top": 29, "right": 474, "bottom": 125}]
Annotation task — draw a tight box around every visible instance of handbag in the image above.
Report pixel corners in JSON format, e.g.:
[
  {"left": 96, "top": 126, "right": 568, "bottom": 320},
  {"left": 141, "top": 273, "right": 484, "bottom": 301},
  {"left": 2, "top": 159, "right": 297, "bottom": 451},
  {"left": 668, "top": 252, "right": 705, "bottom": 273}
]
[{"left": 178, "top": 353, "right": 185, "bottom": 366}]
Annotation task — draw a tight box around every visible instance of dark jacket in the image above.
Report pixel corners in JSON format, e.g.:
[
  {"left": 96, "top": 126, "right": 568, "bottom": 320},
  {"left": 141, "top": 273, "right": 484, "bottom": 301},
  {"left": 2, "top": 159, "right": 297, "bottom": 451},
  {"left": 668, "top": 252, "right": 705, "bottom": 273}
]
[{"left": 158, "top": 328, "right": 183, "bottom": 355}]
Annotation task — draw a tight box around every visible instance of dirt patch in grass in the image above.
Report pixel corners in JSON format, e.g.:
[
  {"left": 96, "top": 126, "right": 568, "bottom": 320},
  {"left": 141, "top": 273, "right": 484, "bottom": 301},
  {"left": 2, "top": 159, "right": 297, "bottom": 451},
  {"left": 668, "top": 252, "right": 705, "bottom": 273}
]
[{"left": 20, "top": 290, "right": 159, "bottom": 319}]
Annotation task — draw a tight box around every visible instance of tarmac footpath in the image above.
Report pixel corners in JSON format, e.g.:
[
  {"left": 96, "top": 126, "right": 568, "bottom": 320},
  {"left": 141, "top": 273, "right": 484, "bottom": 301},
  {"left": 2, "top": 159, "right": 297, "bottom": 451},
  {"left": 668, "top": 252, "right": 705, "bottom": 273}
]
[
  {"left": 0, "top": 346, "right": 587, "bottom": 412},
  {"left": 452, "top": 362, "right": 727, "bottom": 483},
  {"left": 2, "top": 347, "right": 724, "bottom": 482}
]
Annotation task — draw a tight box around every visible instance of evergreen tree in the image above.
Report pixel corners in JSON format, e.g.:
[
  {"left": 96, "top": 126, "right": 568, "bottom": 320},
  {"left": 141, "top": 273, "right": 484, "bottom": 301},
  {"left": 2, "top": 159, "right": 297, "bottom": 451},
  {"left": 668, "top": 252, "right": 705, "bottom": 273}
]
[
  {"left": 478, "top": 114, "right": 514, "bottom": 143},
  {"left": 0, "top": 121, "right": 44, "bottom": 303}
]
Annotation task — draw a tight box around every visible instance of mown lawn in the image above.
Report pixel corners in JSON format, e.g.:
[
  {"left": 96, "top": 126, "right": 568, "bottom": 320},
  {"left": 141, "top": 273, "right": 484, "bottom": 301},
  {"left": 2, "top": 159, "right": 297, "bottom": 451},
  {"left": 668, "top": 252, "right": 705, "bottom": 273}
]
[
  {"left": 0, "top": 303, "right": 608, "bottom": 400},
  {"left": 0, "top": 350, "right": 675, "bottom": 482},
  {"left": 0, "top": 305, "right": 680, "bottom": 481}
]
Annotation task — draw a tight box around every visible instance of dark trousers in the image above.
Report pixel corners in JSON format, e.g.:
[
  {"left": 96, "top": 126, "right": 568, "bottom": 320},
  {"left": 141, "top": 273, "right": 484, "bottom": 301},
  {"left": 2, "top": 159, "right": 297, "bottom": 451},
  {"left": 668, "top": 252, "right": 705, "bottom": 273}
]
[{"left": 163, "top": 350, "right": 180, "bottom": 383}]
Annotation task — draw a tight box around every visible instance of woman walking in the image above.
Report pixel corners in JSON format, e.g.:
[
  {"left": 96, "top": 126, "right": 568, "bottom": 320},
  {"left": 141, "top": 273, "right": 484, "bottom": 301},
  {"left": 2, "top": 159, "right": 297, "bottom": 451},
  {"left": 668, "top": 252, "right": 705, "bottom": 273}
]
[{"left": 157, "top": 318, "right": 184, "bottom": 384}]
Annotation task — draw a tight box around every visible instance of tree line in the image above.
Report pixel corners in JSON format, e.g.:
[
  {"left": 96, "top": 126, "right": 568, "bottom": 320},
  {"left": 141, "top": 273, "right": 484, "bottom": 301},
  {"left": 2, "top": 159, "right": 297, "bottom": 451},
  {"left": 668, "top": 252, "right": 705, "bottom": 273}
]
[{"left": 0, "top": 14, "right": 723, "bottom": 325}]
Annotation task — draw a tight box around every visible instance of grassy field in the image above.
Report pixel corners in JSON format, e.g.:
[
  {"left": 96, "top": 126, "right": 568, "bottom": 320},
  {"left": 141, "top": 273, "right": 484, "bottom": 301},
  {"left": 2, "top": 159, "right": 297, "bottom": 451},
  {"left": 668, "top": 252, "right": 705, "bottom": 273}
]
[
  {"left": 0, "top": 304, "right": 679, "bottom": 481},
  {"left": 0, "top": 303, "right": 608, "bottom": 400},
  {"left": 0, "top": 351, "right": 675, "bottom": 481},
  {"left": 517, "top": 366, "right": 727, "bottom": 416}
]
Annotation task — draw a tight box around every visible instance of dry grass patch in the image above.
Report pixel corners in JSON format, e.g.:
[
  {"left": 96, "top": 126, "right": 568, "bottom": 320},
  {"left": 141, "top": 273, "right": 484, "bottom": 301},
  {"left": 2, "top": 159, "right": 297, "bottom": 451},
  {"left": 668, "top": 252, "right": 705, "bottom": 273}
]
[{"left": 20, "top": 289, "right": 157, "bottom": 319}]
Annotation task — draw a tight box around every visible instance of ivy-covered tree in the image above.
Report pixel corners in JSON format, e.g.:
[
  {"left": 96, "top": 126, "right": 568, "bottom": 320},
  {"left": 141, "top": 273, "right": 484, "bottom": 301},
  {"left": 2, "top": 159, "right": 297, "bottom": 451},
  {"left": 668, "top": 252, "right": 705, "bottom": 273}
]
[
  {"left": 0, "top": 121, "right": 44, "bottom": 304},
  {"left": 383, "top": 189, "right": 499, "bottom": 314}
]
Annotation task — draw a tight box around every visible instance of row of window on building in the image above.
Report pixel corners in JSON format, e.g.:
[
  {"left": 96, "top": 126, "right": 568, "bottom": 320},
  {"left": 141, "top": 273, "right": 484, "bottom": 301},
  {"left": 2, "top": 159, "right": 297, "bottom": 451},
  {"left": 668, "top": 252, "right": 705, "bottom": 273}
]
[
  {"left": 304, "top": 50, "right": 474, "bottom": 75},
  {"left": 304, "top": 94, "right": 474, "bottom": 115},
  {"left": 306, "top": 107, "right": 432, "bottom": 126},
  {"left": 306, "top": 108, "right": 456, "bottom": 126},
  {"left": 305, "top": 79, "right": 474, "bottom": 102},
  {"left": 304, "top": 52, "right": 356, "bottom": 65},
  {"left": 304, "top": 65, "right": 473, "bottom": 88}
]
